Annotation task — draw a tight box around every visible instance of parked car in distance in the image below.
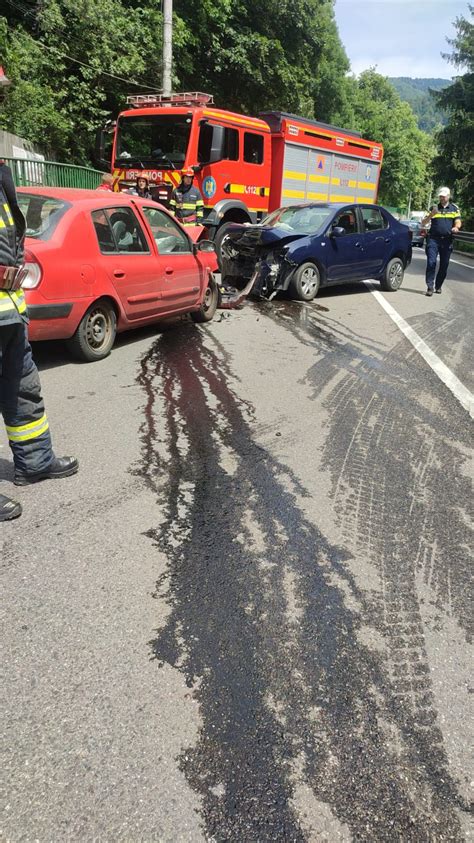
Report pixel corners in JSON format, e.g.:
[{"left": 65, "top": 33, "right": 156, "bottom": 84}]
[
  {"left": 17, "top": 188, "right": 218, "bottom": 361},
  {"left": 400, "top": 219, "right": 426, "bottom": 247},
  {"left": 221, "top": 202, "right": 412, "bottom": 302}
]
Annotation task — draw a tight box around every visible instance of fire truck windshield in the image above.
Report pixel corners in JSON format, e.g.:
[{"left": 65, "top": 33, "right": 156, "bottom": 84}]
[{"left": 115, "top": 115, "right": 192, "bottom": 169}]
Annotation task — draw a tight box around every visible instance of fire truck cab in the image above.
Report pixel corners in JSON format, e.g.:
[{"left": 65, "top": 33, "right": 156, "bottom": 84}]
[{"left": 98, "top": 92, "right": 383, "bottom": 246}]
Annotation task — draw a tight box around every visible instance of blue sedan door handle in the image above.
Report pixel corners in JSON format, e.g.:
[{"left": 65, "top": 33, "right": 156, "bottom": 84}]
[{"left": 355, "top": 241, "right": 361, "bottom": 248}]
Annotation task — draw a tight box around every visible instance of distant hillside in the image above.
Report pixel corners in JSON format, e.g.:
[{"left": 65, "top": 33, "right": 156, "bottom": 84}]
[{"left": 388, "top": 77, "right": 450, "bottom": 133}]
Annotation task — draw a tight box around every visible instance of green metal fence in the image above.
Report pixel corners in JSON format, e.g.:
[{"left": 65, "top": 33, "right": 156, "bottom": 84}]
[{"left": 3, "top": 156, "right": 104, "bottom": 190}]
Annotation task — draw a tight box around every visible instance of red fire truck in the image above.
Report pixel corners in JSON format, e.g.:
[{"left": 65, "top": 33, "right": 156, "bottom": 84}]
[{"left": 98, "top": 92, "right": 383, "bottom": 248}]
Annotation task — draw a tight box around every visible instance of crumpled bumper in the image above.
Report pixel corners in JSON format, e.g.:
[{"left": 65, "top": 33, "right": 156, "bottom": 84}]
[{"left": 219, "top": 257, "right": 296, "bottom": 307}]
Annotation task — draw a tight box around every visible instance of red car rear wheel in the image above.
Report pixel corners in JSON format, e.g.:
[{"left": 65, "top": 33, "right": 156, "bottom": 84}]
[{"left": 66, "top": 300, "right": 117, "bottom": 362}]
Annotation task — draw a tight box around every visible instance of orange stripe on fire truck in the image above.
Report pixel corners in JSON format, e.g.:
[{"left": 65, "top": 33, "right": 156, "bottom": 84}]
[{"left": 203, "top": 110, "right": 270, "bottom": 131}]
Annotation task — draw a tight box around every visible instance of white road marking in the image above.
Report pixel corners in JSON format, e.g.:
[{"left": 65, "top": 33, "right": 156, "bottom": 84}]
[
  {"left": 450, "top": 258, "right": 474, "bottom": 270},
  {"left": 410, "top": 252, "right": 473, "bottom": 272},
  {"left": 364, "top": 282, "right": 474, "bottom": 419}
]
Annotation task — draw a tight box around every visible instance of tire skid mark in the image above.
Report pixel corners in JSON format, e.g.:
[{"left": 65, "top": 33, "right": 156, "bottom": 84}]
[
  {"left": 260, "top": 304, "right": 471, "bottom": 837},
  {"left": 408, "top": 304, "right": 473, "bottom": 389},
  {"left": 263, "top": 300, "right": 472, "bottom": 637},
  {"left": 137, "top": 318, "right": 468, "bottom": 840}
]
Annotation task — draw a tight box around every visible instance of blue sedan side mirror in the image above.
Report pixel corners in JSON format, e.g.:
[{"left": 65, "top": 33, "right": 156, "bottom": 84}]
[{"left": 330, "top": 226, "right": 346, "bottom": 237}]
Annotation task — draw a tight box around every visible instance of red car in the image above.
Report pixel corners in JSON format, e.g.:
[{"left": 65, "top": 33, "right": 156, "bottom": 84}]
[{"left": 17, "top": 187, "right": 219, "bottom": 362}]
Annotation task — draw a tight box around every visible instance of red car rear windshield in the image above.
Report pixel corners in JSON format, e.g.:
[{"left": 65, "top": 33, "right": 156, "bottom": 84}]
[{"left": 17, "top": 193, "right": 71, "bottom": 240}]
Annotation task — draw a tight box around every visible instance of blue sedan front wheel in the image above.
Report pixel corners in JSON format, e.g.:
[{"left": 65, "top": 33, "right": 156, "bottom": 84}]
[{"left": 289, "top": 262, "right": 321, "bottom": 302}]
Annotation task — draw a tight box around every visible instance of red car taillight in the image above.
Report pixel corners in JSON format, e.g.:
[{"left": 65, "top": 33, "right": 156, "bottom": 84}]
[{"left": 21, "top": 249, "right": 43, "bottom": 289}]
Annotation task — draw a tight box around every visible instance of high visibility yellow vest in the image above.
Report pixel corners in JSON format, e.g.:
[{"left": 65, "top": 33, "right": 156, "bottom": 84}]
[
  {"left": 0, "top": 288, "right": 27, "bottom": 322},
  {"left": 0, "top": 173, "right": 27, "bottom": 324}
]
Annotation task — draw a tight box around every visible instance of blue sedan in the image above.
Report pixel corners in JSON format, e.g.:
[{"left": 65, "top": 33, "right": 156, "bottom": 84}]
[{"left": 221, "top": 203, "right": 412, "bottom": 301}]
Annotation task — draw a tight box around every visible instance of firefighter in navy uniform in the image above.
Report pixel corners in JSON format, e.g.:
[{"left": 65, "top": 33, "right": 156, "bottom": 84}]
[
  {"left": 169, "top": 167, "right": 204, "bottom": 226},
  {"left": 0, "top": 161, "right": 78, "bottom": 522},
  {"left": 422, "top": 186, "right": 462, "bottom": 296}
]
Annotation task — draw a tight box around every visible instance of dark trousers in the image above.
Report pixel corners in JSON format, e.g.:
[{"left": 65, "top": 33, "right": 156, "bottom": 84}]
[
  {"left": 425, "top": 237, "right": 453, "bottom": 290},
  {"left": 0, "top": 321, "right": 53, "bottom": 473}
]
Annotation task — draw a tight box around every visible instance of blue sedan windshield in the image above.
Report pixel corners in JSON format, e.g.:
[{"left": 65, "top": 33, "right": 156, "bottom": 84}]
[{"left": 262, "top": 205, "right": 333, "bottom": 235}]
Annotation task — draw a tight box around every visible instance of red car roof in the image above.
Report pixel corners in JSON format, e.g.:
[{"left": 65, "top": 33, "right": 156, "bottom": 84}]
[
  {"left": 17, "top": 186, "right": 167, "bottom": 211},
  {"left": 18, "top": 186, "right": 137, "bottom": 201}
]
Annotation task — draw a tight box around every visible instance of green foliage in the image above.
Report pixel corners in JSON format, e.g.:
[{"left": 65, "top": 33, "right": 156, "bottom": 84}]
[
  {"left": 1, "top": 0, "right": 352, "bottom": 160},
  {"left": 173, "top": 0, "right": 351, "bottom": 121},
  {"left": 0, "top": 0, "right": 438, "bottom": 212},
  {"left": 388, "top": 77, "right": 449, "bottom": 133},
  {"left": 432, "top": 5, "right": 474, "bottom": 227},
  {"left": 1, "top": 1, "right": 164, "bottom": 162}
]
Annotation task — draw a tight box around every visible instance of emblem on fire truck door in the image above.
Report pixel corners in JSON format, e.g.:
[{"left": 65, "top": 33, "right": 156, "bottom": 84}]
[{"left": 203, "top": 176, "right": 217, "bottom": 199}]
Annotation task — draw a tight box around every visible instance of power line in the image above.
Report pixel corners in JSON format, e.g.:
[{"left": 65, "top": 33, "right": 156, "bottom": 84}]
[
  {"left": 35, "top": 40, "right": 161, "bottom": 90},
  {"left": 4, "top": 0, "right": 37, "bottom": 19},
  {"left": 4, "top": 5, "right": 161, "bottom": 90}
]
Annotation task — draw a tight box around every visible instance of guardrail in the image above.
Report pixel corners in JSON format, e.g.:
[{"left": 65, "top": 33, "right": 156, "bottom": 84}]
[
  {"left": 453, "top": 231, "right": 474, "bottom": 244},
  {"left": 452, "top": 230, "right": 474, "bottom": 255},
  {"left": 3, "top": 156, "right": 104, "bottom": 190}
]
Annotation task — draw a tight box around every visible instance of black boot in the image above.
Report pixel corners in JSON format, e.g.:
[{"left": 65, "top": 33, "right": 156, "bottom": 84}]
[
  {"left": 0, "top": 493, "right": 22, "bottom": 521},
  {"left": 14, "top": 455, "right": 79, "bottom": 486}
]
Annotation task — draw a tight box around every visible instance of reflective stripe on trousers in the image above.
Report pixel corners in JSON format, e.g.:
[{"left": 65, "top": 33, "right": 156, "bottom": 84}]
[{"left": 6, "top": 413, "right": 49, "bottom": 442}]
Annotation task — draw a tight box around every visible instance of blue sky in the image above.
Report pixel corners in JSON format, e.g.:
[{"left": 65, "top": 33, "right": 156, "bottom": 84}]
[{"left": 333, "top": 0, "right": 471, "bottom": 79}]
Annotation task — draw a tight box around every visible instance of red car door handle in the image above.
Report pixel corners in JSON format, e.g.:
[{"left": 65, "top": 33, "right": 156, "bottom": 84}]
[
  {"left": 113, "top": 270, "right": 125, "bottom": 278},
  {"left": 165, "top": 267, "right": 174, "bottom": 276}
]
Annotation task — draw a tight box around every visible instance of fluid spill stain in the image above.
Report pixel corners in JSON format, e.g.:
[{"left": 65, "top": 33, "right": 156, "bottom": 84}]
[{"left": 136, "top": 321, "right": 468, "bottom": 842}]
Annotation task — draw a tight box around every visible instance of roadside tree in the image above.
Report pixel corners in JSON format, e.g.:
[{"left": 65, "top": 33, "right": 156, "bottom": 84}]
[{"left": 433, "top": 5, "right": 473, "bottom": 227}]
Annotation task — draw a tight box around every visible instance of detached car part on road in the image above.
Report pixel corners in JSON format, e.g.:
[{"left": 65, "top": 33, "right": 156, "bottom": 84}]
[
  {"left": 221, "top": 203, "right": 412, "bottom": 302},
  {"left": 17, "top": 188, "right": 219, "bottom": 362}
]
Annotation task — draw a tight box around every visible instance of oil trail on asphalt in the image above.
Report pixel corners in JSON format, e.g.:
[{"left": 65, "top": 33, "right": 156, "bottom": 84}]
[{"left": 136, "top": 314, "right": 469, "bottom": 842}]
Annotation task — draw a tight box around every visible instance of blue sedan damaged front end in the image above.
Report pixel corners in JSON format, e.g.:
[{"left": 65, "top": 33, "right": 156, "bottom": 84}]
[
  {"left": 222, "top": 224, "right": 305, "bottom": 298},
  {"left": 220, "top": 221, "right": 310, "bottom": 300},
  {"left": 219, "top": 202, "right": 412, "bottom": 304}
]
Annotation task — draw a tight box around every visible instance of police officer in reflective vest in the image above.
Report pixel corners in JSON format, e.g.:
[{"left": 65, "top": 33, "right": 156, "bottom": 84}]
[
  {"left": 422, "top": 186, "right": 462, "bottom": 297},
  {"left": 0, "top": 161, "right": 78, "bottom": 521},
  {"left": 169, "top": 167, "right": 204, "bottom": 226}
]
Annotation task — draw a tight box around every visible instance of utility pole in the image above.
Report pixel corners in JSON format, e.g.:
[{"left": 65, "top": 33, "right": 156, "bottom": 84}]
[
  {"left": 407, "top": 191, "right": 412, "bottom": 218},
  {"left": 162, "top": 0, "right": 172, "bottom": 97},
  {"left": 427, "top": 181, "right": 433, "bottom": 211}
]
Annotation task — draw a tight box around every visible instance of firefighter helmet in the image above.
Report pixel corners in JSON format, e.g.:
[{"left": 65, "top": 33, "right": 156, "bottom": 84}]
[{"left": 181, "top": 167, "right": 195, "bottom": 178}]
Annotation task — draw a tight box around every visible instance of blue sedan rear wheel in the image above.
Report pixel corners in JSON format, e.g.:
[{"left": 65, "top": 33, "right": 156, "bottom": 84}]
[
  {"left": 289, "top": 262, "right": 321, "bottom": 302},
  {"left": 380, "top": 257, "right": 404, "bottom": 291}
]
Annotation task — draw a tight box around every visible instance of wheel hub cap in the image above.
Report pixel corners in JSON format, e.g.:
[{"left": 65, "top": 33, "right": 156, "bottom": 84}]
[{"left": 301, "top": 268, "right": 318, "bottom": 295}]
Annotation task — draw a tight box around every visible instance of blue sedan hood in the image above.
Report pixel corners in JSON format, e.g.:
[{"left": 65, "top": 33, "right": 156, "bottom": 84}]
[{"left": 225, "top": 223, "right": 308, "bottom": 253}]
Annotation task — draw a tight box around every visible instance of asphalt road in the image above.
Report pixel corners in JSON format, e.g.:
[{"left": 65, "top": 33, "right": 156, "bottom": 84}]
[{"left": 2, "top": 249, "right": 473, "bottom": 842}]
